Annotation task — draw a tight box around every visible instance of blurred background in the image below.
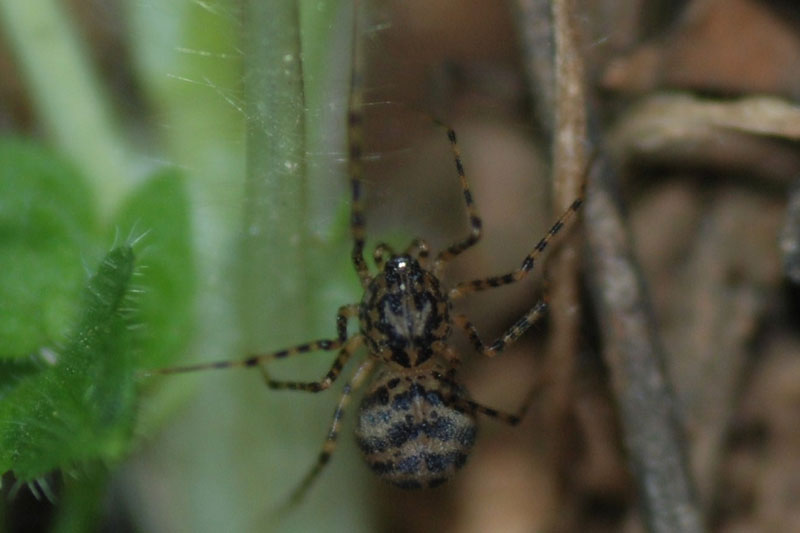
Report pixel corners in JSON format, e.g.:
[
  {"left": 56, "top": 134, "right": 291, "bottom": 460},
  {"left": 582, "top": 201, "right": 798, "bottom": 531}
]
[{"left": 2, "top": 0, "right": 800, "bottom": 531}]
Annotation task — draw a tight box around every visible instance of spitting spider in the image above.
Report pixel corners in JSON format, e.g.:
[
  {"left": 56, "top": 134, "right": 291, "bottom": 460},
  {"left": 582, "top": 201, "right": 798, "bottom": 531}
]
[{"left": 156, "top": 1, "right": 583, "bottom": 504}]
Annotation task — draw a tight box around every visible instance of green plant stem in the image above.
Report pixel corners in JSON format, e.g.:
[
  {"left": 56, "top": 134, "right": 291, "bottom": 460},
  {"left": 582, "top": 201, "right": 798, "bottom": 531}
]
[
  {"left": 52, "top": 465, "right": 108, "bottom": 533},
  {"left": 298, "top": 0, "right": 349, "bottom": 238},
  {"left": 240, "top": 0, "right": 310, "bottom": 345},
  {"left": 0, "top": 0, "right": 134, "bottom": 221},
  {"left": 237, "top": 4, "right": 371, "bottom": 532}
]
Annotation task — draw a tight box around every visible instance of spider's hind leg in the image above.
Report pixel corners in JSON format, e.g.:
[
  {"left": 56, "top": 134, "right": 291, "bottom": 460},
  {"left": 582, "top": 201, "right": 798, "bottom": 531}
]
[
  {"left": 437, "top": 360, "right": 547, "bottom": 427},
  {"left": 282, "top": 358, "right": 376, "bottom": 507},
  {"left": 453, "top": 386, "right": 543, "bottom": 426}
]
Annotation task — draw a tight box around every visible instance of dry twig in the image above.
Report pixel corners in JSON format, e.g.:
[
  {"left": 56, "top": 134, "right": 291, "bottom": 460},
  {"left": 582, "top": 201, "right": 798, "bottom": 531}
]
[{"left": 584, "top": 157, "right": 705, "bottom": 533}]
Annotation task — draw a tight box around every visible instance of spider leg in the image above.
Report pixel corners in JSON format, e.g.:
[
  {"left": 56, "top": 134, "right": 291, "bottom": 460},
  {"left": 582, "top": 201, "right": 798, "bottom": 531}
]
[
  {"left": 257, "top": 336, "right": 363, "bottom": 392},
  {"left": 151, "top": 305, "right": 358, "bottom": 375},
  {"left": 453, "top": 299, "right": 548, "bottom": 357},
  {"left": 348, "top": 0, "right": 370, "bottom": 287},
  {"left": 436, "top": 363, "right": 546, "bottom": 427},
  {"left": 373, "top": 242, "right": 396, "bottom": 269},
  {"left": 404, "top": 238, "right": 431, "bottom": 265},
  {"left": 284, "top": 357, "right": 376, "bottom": 506},
  {"left": 440, "top": 345, "right": 462, "bottom": 380},
  {"left": 448, "top": 196, "right": 582, "bottom": 299},
  {"left": 434, "top": 125, "right": 483, "bottom": 274},
  {"left": 452, "top": 388, "right": 542, "bottom": 426}
]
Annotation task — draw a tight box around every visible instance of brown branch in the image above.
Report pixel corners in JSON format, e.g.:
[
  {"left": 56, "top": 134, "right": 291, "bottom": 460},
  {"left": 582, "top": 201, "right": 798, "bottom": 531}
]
[
  {"left": 536, "top": 1, "right": 590, "bottom": 529},
  {"left": 516, "top": 2, "right": 706, "bottom": 531},
  {"left": 584, "top": 156, "right": 705, "bottom": 533},
  {"left": 551, "top": 0, "right": 589, "bottom": 199},
  {"left": 546, "top": 0, "right": 587, "bottom": 445},
  {"left": 513, "top": 0, "right": 556, "bottom": 133}
]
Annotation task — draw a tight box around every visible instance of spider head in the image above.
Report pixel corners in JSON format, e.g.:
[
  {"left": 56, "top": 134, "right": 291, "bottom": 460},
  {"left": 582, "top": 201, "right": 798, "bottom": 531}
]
[
  {"left": 382, "top": 254, "right": 422, "bottom": 283},
  {"left": 359, "top": 254, "right": 451, "bottom": 369}
]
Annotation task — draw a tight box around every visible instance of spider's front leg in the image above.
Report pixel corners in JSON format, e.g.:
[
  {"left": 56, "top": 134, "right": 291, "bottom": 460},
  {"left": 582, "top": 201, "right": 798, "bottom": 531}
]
[
  {"left": 372, "top": 243, "right": 396, "bottom": 270},
  {"left": 448, "top": 197, "right": 583, "bottom": 299},
  {"left": 347, "top": 0, "right": 370, "bottom": 288},
  {"left": 433, "top": 125, "right": 483, "bottom": 275}
]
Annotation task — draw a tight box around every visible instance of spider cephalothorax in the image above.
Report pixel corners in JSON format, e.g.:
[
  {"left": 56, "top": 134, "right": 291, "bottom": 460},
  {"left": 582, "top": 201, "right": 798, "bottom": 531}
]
[{"left": 359, "top": 255, "right": 450, "bottom": 368}]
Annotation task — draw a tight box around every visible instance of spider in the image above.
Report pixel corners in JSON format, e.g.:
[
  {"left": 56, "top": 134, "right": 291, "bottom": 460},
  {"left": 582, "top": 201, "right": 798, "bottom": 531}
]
[{"left": 156, "top": 1, "right": 583, "bottom": 505}]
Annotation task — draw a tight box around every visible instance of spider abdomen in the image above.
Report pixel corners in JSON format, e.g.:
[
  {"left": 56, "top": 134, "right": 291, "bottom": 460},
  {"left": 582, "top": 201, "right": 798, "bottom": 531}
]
[{"left": 354, "top": 368, "right": 477, "bottom": 489}]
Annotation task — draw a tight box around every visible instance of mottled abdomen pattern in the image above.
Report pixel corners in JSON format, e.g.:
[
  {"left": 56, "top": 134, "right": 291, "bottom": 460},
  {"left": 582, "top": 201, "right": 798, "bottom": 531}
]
[{"left": 355, "top": 368, "right": 477, "bottom": 489}]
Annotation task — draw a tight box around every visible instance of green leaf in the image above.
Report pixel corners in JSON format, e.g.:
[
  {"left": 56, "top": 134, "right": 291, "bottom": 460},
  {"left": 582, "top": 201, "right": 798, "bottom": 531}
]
[
  {"left": 51, "top": 463, "right": 109, "bottom": 533},
  {"left": 0, "top": 357, "right": 42, "bottom": 401},
  {"left": 110, "top": 168, "right": 194, "bottom": 370},
  {"left": 0, "top": 246, "right": 137, "bottom": 480},
  {"left": 0, "top": 137, "right": 97, "bottom": 357}
]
